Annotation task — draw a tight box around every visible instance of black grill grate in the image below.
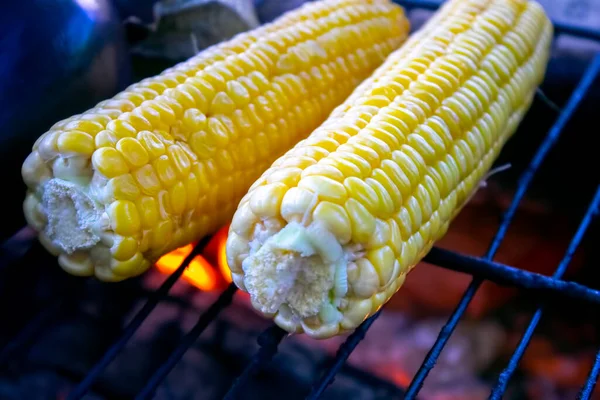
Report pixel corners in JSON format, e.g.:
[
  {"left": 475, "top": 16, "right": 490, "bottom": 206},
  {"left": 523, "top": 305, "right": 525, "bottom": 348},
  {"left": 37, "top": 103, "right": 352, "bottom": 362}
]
[{"left": 2, "top": 1, "right": 600, "bottom": 399}]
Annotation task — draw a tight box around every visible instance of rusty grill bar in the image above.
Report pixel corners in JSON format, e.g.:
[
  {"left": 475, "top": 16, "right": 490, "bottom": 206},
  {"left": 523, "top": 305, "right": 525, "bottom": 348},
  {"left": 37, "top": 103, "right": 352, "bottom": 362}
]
[{"left": 1, "top": 1, "right": 600, "bottom": 399}]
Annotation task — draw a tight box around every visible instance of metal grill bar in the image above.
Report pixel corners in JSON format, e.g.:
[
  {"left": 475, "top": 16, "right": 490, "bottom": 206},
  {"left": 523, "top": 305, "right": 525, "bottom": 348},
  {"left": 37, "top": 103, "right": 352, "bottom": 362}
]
[
  {"left": 136, "top": 283, "right": 238, "bottom": 400},
  {"left": 404, "top": 51, "right": 600, "bottom": 400},
  {"left": 489, "top": 185, "right": 600, "bottom": 398},
  {"left": 554, "top": 22, "right": 600, "bottom": 42},
  {"left": 580, "top": 352, "right": 600, "bottom": 400},
  {"left": 306, "top": 311, "right": 381, "bottom": 400},
  {"left": 223, "top": 324, "right": 287, "bottom": 400},
  {"left": 66, "top": 236, "right": 213, "bottom": 400},
  {"left": 423, "top": 248, "right": 600, "bottom": 305}
]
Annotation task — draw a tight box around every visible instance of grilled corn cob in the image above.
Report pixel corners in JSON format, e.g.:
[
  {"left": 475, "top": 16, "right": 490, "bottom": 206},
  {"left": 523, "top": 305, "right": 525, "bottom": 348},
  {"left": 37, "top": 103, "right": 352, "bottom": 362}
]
[
  {"left": 22, "top": 0, "right": 409, "bottom": 282},
  {"left": 227, "top": 0, "right": 553, "bottom": 339}
]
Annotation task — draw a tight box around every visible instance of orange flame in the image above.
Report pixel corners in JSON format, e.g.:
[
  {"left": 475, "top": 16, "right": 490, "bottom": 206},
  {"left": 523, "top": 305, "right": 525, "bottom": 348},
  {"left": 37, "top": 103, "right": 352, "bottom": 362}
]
[
  {"left": 216, "top": 228, "right": 233, "bottom": 283},
  {"left": 155, "top": 225, "right": 232, "bottom": 291}
]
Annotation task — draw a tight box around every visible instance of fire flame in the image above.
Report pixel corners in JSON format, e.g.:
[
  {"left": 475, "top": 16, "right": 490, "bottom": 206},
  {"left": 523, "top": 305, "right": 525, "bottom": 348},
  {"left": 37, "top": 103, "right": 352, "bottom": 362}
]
[{"left": 155, "top": 225, "right": 232, "bottom": 291}]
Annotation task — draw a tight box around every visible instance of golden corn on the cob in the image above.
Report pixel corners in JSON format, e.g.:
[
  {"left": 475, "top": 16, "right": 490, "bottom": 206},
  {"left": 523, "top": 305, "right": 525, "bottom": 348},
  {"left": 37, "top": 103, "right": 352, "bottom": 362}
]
[
  {"left": 22, "top": 0, "right": 409, "bottom": 282},
  {"left": 226, "top": 0, "right": 553, "bottom": 339}
]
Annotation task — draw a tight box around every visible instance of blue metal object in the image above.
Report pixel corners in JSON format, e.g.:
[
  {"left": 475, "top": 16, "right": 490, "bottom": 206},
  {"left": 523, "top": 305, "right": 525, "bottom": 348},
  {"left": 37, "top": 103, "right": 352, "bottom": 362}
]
[
  {"left": 489, "top": 185, "right": 600, "bottom": 399},
  {"left": 423, "top": 248, "right": 600, "bottom": 306},
  {"left": 0, "top": 0, "right": 131, "bottom": 241},
  {"left": 580, "top": 351, "right": 600, "bottom": 400}
]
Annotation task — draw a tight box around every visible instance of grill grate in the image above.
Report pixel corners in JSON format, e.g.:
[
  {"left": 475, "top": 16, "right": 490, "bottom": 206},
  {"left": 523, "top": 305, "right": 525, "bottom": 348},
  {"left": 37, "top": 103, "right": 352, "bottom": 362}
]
[{"left": 2, "top": 1, "right": 600, "bottom": 399}]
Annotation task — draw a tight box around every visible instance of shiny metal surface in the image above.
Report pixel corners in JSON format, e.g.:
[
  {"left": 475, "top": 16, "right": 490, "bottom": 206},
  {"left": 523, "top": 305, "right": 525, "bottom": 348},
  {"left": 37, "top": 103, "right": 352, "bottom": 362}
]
[{"left": 0, "top": 0, "right": 131, "bottom": 240}]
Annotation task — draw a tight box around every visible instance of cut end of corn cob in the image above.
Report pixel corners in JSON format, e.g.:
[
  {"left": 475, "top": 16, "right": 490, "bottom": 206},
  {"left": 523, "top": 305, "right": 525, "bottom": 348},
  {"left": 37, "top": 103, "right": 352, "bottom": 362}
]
[
  {"left": 42, "top": 179, "right": 104, "bottom": 254},
  {"left": 227, "top": 0, "right": 553, "bottom": 338},
  {"left": 242, "top": 220, "right": 344, "bottom": 318},
  {"left": 22, "top": 0, "right": 409, "bottom": 281}
]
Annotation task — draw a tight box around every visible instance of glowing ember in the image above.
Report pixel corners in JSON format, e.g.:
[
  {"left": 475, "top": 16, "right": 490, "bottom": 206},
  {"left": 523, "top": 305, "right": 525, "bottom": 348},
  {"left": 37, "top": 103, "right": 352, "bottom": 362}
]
[
  {"left": 155, "top": 226, "right": 232, "bottom": 291},
  {"left": 216, "top": 228, "right": 233, "bottom": 283}
]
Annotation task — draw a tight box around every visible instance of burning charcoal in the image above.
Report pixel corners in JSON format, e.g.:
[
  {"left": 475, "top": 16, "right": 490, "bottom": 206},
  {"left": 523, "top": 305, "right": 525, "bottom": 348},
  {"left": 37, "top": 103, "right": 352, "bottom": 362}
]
[
  {"left": 389, "top": 317, "right": 505, "bottom": 388},
  {"left": 293, "top": 312, "right": 505, "bottom": 399},
  {"left": 525, "top": 376, "right": 600, "bottom": 400},
  {"left": 522, "top": 338, "right": 597, "bottom": 389},
  {"left": 417, "top": 381, "right": 492, "bottom": 400}
]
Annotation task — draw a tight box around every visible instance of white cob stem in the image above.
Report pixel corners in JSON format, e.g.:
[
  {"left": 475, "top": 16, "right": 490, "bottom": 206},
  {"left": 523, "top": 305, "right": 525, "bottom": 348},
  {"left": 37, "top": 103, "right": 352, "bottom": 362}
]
[
  {"left": 243, "top": 221, "right": 351, "bottom": 321},
  {"left": 41, "top": 179, "right": 105, "bottom": 253}
]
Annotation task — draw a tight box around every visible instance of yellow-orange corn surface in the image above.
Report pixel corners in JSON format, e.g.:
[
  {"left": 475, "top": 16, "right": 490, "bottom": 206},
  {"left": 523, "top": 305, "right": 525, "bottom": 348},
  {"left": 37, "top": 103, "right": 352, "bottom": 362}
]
[{"left": 227, "top": 0, "right": 553, "bottom": 339}]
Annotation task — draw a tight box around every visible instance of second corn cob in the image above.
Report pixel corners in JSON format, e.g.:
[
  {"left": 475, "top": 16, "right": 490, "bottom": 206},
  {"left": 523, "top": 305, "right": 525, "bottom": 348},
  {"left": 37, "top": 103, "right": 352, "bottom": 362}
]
[
  {"left": 227, "top": 0, "right": 553, "bottom": 339},
  {"left": 21, "top": 0, "right": 409, "bottom": 281}
]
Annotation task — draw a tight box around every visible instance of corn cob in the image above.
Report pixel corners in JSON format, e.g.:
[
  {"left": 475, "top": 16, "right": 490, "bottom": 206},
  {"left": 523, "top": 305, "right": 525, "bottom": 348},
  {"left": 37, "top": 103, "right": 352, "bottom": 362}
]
[
  {"left": 226, "top": 0, "right": 553, "bottom": 339},
  {"left": 22, "top": 0, "right": 409, "bottom": 282}
]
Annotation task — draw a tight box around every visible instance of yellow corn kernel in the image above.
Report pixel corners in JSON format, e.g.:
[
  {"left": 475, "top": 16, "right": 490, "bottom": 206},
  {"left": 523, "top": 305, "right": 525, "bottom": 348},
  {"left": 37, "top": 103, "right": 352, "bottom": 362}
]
[
  {"left": 106, "top": 119, "right": 137, "bottom": 139},
  {"left": 345, "top": 197, "right": 376, "bottom": 243},
  {"left": 348, "top": 259, "right": 379, "bottom": 299},
  {"left": 23, "top": 0, "right": 409, "bottom": 281},
  {"left": 207, "top": 117, "right": 232, "bottom": 147},
  {"left": 152, "top": 155, "right": 177, "bottom": 187},
  {"left": 116, "top": 137, "right": 150, "bottom": 168},
  {"left": 312, "top": 201, "right": 352, "bottom": 245},
  {"left": 182, "top": 109, "right": 208, "bottom": 132},
  {"left": 107, "top": 174, "right": 141, "bottom": 201},
  {"left": 133, "top": 164, "right": 162, "bottom": 195},
  {"left": 64, "top": 120, "right": 105, "bottom": 135},
  {"left": 184, "top": 173, "right": 200, "bottom": 211},
  {"left": 248, "top": 183, "right": 288, "bottom": 218},
  {"left": 168, "top": 145, "right": 192, "bottom": 177},
  {"left": 227, "top": 80, "right": 251, "bottom": 107},
  {"left": 210, "top": 92, "right": 236, "bottom": 115},
  {"left": 228, "top": 0, "right": 552, "bottom": 338},
  {"left": 297, "top": 175, "right": 347, "bottom": 203},
  {"left": 92, "top": 147, "right": 129, "bottom": 178},
  {"left": 344, "top": 176, "right": 380, "bottom": 213},
  {"left": 151, "top": 220, "right": 174, "bottom": 252},
  {"left": 136, "top": 196, "right": 160, "bottom": 229},
  {"left": 111, "top": 236, "right": 139, "bottom": 261},
  {"left": 125, "top": 110, "right": 153, "bottom": 132},
  {"left": 168, "top": 182, "right": 187, "bottom": 215},
  {"left": 95, "top": 130, "right": 119, "bottom": 148},
  {"left": 108, "top": 200, "right": 141, "bottom": 236},
  {"left": 111, "top": 252, "right": 145, "bottom": 276},
  {"left": 57, "top": 131, "right": 95, "bottom": 156}
]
